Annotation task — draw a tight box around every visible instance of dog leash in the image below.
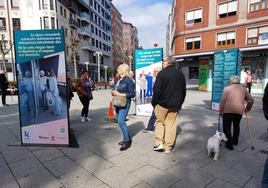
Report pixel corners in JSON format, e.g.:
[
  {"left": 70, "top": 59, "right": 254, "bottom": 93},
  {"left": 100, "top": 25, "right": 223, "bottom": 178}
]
[{"left": 217, "top": 114, "right": 221, "bottom": 132}]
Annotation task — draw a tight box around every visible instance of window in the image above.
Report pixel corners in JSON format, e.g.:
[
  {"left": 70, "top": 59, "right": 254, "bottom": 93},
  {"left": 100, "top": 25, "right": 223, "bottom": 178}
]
[
  {"left": 50, "top": 0, "right": 54, "bottom": 10},
  {"left": 95, "top": 28, "right": 98, "bottom": 35},
  {"left": 0, "top": 0, "right": 5, "bottom": 8},
  {"left": 11, "top": 0, "right": 19, "bottom": 8},
  {"left": 247, "top": 26, "right": 268, "bottom": 45},
  {"left": 43, "top": 17, "right": 49, "bottom": 29},
  {"left": 185, "top": 36, "right": 201, "bottom": 50},
  {"left": 96, "top": 40, "right": 99, "bottom": 48},
  {"left": 42, "top": 0, "right": 49, "bottom": 10},
  {"left": 12, "top": 18, "right": 21, "bottom": 30},
  {"left": 51, "top": 17, "right": 55, "bottom": 29},
  {"left": 60, "top": 6, "right": 63, "bottom": 16},
  {"left": 91, "top": 25, "right": 94, "bottom": 33},
  {"left": 0, "top": 17, "right": 6, "bottom": 30},
  {"left": 186, "top": 9, "right": 202, "bottom": 24},
  {"left": 218, "top": 1, "right": 237, "bottom": 18},
  {"left": 64, "top": 9, "right": 66, "bottom": 18},
  {"left": 250, "top": 0, "right": 268, "bottom": 12},
  {"left": 92, "top": 38, "right": 95, "bottom": 46},
  {"left": 217, "top": 31, "right": 235, "bottom": 47},
  {"left": 99, "top": 30, "right": 101, "bottom": 37}
]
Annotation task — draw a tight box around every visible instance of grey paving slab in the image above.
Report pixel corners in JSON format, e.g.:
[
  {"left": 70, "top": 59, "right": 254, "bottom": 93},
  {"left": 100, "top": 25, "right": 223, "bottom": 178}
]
[
  {"left": 0, "top": 154, "right": 9, "bottom": 174},
  {"left": 17, "top": 170, "right": 63, "bottom": 188},
  {"left": 133, "top": 182, "right": 152, "bottom": 188},
  {"left": 44, "top": 156, "right": 81, "bottom": 177},
  {"left": 1, "top": 146, "right": 33, "bottom": 163},
  {"left": 96, "top": 166, "right": 142, "bottom": 188},
  {"left": 9, "top": 157, "right": 45, "bottom": 179},
  {"left": 33, "top": 147, "right": 65, "bottom": 162},
  {"left": 59, "top": 147, "right": 95, "bottom": 161},
  {"left": 77, "top": 154, "right": 114, "bottom": 175},
  {"left": 169, "top": 179, "right": 199, "bottom": 188},
  {"left": 243, "top": 177, "right": 261, "bottom": 188},
  {"left": 59, "top": 169, "right": 104, "bottom": 188},
  {"left": 199, "top": 161, "right": 251, "bottom": 186},
  {"left": 130, "top": 165, "right": 180, "bottom": 188},
  {"left": 0, "top": 172, "right": 19, "bottom": 188},
  {"left": 205, "top": 178, "right": 241, "bottom": 188}
]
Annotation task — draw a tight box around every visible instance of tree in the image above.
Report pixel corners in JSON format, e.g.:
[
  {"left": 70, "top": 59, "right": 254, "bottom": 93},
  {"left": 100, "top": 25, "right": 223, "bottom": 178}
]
[{"left": 0, "top": 34, "right": 13, "bottom": 72}]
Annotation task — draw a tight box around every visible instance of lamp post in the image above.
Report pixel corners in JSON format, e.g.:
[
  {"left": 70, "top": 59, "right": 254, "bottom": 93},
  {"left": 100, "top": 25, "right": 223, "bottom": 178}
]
[
  {"left": 128, "top": 55, "right": 133, "bottom": 71},
  {"left": 94, "top": 51, "right": 103, "bottom": 82},
  {"left": 104, "top": 66, "right": 108, "bottom": 82}
]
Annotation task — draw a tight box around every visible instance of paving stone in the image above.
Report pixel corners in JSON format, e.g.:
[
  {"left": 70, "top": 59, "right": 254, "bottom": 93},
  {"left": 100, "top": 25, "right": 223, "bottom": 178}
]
[
  {"left": 59, "top": 147, "right": 94, "bottom": 161},
  {"left": 0, "top": 154, "right": 9, "bottom": 174},
  {"left": 44, "top": 156, "right": 81, "bottom": 177},
  {"left": 17, "top": 170, "right": 63, "bottom": 188},
  {"left": 77, "top": 154, "right": 114, "bottom": 175},
  {"left": 169, "top": 179, "right": 199, "bottom": 188},
  {"left": 9, "top": 157, "right": 45, "bottom": 178},
  {"left": 199, "top": 162, "right": 251, "bottom": 186},
  {"left": 205, "top": 178, "right": 241, "bottom": 188},
  {"left": 243, "top": 177, "right": 261, "bottom": 188},
  {"left": 0, "top": 172, "right": 19, "bottom": 188},
  {"left": 108, "top": 152, "right": 148, "bottom": 172},
  {"left": 59, "top": 169, "right": 103, "bottom": 188},
  {"left": 130, "top": 165, "right": 179, "bottom": 188},
  {"left": 1, "top": 146, "right": 33, "bottom": 163},
  {"left": 33, "top": 147, "right": 65, "bottom": 162},
  {"left": 96, "top": 166, "right": 142, "bottom": 188}
]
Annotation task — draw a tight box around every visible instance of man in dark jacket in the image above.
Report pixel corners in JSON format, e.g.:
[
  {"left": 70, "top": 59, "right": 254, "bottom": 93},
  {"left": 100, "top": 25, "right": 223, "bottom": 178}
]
[
  {"left": 262, "top": 83, "right": 268, "bottom": 188},
  {"left": 152, "top": 57, "right": 186, "bottom": 154},
  {"left": 0, "top": 70, "right": 9, "bottom": 106}
]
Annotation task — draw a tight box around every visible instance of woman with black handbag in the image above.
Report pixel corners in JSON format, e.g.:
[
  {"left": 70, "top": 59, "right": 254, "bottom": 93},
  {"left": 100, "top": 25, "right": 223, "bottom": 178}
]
[
  {"left": 76, "top": 71, "right": 93, "bottom": 122},
  {"left": 112, "top": 64, "right": 135, "bottom": 151}
]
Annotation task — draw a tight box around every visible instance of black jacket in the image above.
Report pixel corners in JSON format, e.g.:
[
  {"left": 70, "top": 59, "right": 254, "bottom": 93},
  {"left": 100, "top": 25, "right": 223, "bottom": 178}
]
[
  {"left": 0, "top": 73, "right": 8, "bottom": 90},
  {"left": 152, "top": 65, "right": 186, "bottom": 111},
  {"left": 263, "top": 83, "right": 268, "bottom": 120}
]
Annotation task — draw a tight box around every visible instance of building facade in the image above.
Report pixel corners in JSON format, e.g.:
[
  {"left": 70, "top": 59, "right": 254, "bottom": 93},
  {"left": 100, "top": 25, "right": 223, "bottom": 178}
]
[
  {"left": 111, "top": 4, "right": 123, "bottom": 70},
  {"left": 168, "top": 0, "right": 268, "bottom": 93},
  {"left": 0, "top": 0, "right": 113, "bottom": 81},
  {"left": 123, "top": 21, "right": 139, "bottom": 70}
]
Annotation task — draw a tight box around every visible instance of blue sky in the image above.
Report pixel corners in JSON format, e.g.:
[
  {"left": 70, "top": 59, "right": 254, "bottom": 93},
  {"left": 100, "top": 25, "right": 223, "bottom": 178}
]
[{"left": 113, "top": 0, "right": 172, "bottom": 52}]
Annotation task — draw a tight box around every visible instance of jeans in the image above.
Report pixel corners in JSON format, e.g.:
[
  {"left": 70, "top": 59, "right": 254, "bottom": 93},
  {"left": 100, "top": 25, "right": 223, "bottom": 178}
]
[
  {"left": 223, "top": 113, "right": 242, "bottom": 147},
  {"left": 116, "top": 100, "right": 131, "bottom": 141},
  {"left": 1, "top": 88, "right": 6, "bottom": 105},
  {"left": 263, "top": 156, "right": 268, "bottom": 188},
  {"left": 79, "top": 95, "right": 90, "bottom": 117},
  {"left": 146, "top": 110, "right": 156, "bottom": 131}
]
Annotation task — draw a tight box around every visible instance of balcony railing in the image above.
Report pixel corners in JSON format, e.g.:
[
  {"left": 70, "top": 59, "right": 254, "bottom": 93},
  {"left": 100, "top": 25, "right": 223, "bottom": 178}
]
[
  {"left": 69, "top": 19, "right": 78, "bottom": 28},
  {"left": 80, "top": 12, "right": 91, "bottom": 22}
]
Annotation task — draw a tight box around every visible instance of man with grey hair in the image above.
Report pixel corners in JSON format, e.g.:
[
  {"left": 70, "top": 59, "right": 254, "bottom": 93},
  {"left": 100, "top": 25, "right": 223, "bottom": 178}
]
[
  {"left": 219, "top": 75, "right": 254, "bottom": 150},
  {"left": 152, "top": 56, "right": 186, "bottom": 154}
]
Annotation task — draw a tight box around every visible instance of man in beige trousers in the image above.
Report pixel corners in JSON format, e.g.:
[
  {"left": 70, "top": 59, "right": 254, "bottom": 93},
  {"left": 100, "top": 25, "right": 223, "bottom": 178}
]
[{"left": 151, "top": 57, "right": 186, "bottom": 154}]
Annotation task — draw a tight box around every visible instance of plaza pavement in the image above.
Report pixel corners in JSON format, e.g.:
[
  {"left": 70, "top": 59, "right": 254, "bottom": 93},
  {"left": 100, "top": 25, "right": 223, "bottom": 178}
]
[{"left": 0, "top": 89, "right": 267, "bottom": 188}]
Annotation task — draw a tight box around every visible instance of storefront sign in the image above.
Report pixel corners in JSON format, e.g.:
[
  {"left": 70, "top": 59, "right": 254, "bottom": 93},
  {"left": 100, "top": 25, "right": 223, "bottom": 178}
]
[
  {"left": 14, "top": 29, "right": 69, "bottom": 146},
  {"left": 259, "top": 33, "right": 268, "bottom": 45},
  {"left": 134, "top": 48, "right": 163, "bottom": 116}
]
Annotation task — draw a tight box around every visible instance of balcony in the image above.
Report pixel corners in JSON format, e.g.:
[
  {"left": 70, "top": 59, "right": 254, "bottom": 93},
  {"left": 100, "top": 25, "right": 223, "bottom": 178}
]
[
  {"left": 81, "top": 27, "right": 91, "bottom": 37},
  {"left": 69, "top": 19, "right": 78, "bottom": 29},
  {"left": 68, "top": 1, "right": 78, "bottom": 13},
  {"left": 80, "top": 12, "right": 91, "bottom": 23}
]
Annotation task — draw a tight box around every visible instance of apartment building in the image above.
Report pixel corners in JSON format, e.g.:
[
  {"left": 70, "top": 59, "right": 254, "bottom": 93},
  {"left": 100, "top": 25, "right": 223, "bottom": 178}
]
[
  {"left": 112, "top": 4, "right": 123, "bottom": 70},
  {"left": 168, "top": 0, "right": 268, "bottom": 93}
]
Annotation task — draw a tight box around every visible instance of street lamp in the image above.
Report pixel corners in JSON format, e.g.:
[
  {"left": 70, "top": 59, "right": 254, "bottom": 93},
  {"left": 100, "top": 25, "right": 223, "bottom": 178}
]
[
  {"left": 94, "top": 51, "right": 103, "bottom": 82},
  {"left": 128, "top": 56, "right": 133, "bottom": 71},
  {"left": 104, "top": 66, "right": 108, "bottom": 82}
]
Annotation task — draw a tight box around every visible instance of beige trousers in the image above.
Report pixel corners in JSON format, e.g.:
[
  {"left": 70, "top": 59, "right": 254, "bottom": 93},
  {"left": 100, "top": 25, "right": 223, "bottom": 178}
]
[{"left": 154, "top": 104, "right": 179, "bottom": 151}]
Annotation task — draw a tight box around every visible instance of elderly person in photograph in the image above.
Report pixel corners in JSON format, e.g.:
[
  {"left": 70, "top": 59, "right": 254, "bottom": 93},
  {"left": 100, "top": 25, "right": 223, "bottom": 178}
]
[{"left": 219, "top": 76, "right": 254, "bottom": 150}]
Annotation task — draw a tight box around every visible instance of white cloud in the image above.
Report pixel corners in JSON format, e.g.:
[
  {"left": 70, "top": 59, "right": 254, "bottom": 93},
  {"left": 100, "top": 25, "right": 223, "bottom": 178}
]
[
  {"left": 112, "top": 0, "right": 139, "bottom": 8},
  {"left": 114, "top": 1, "right": 171, "bottom": 53}
]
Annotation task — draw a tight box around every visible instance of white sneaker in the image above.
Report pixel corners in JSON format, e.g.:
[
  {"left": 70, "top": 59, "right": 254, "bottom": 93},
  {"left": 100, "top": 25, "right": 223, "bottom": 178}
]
[
  {"left": 81, "top": 117, "right": 85, "bottom": 122},
  {"left": 85, "top": 117, "right": 92, "bottom": 121}
]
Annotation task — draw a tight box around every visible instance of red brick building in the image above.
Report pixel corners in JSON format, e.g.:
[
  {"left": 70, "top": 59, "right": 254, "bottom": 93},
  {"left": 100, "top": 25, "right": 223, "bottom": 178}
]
[
  {"left": 112, "top": 4, "right": 124, "bottom": 70},
  {"left": 168, "top": 0, "right": 268, "bottom": 93}
]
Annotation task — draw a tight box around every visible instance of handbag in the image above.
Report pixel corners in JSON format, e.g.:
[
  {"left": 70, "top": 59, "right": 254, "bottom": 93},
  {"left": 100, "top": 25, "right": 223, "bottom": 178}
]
[
  {"left": 112, "top": 96, "right": 127, "bottom": 107},
  {"left": 88, "top": 91, "right": 93, "bottom": 100}
]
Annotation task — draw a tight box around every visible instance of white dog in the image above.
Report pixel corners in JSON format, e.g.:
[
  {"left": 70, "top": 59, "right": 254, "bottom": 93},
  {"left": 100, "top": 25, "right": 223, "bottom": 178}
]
[{"left": 207, "top": 131, "right": 228, "bottom": 160}]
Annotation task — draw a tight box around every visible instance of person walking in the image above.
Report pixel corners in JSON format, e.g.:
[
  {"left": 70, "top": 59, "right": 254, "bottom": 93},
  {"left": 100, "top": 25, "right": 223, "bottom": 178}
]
[
  {"left": 0, "top": 70, "right": 9, "bottom": 106},
  {"left": 246, "top": 71, "right": 253, "bottom": 94},
  {"left": 39, "top": 70, "right": 48, "bottom": 110},
  {"left": 219, "top": 76, "right": 254, "bottom": 150},
  {"left": 262, "top": 82, "right": 268, "bottom": 188},
  {"left": 76, "top": 71, "right": 93, "bottom": 122},
  {"left": 111, "top": 64, "right": 135, "bottom": 151},
  {"left": 152, "top": 57, "right": 186, "bottom": 154}
]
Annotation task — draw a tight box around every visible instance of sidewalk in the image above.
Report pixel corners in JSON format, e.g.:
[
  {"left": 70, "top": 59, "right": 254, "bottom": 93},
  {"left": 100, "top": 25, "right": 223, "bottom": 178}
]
[{"left": 0, "top": 89, "right": 267, "bottom": 188}]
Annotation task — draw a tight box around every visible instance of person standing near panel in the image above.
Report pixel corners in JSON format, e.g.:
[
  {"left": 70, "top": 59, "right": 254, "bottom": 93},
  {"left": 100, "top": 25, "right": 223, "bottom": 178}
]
[{"left": 0, "top": 70, "right": 9, "bottom": 106}]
